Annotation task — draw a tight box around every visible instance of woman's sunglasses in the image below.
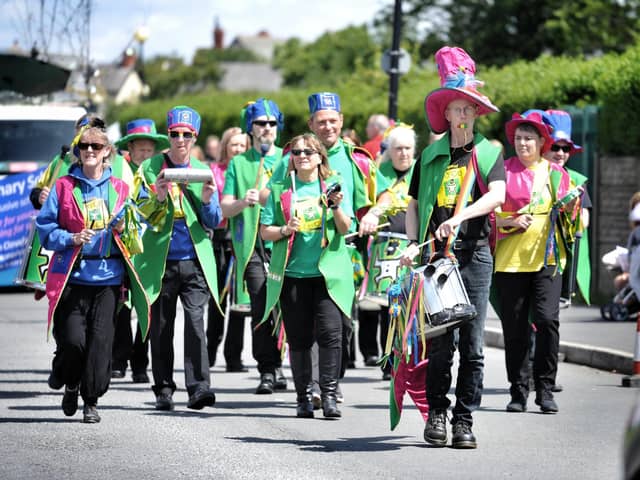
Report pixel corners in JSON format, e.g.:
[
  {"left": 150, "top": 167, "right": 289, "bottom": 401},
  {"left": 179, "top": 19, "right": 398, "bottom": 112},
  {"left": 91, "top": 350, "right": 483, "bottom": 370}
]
[
  {"left": 77, "top": 142, "right": 106, "bottom": 151},
  {"left": 550, "top": 144, "right": 571, "bottom": 153}
]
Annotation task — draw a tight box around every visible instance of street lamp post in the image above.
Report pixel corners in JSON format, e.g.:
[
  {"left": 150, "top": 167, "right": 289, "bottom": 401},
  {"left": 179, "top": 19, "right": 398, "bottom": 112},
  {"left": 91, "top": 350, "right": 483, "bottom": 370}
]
[{"left": 134, "top": 25, "right": 150, "bottom": 86}]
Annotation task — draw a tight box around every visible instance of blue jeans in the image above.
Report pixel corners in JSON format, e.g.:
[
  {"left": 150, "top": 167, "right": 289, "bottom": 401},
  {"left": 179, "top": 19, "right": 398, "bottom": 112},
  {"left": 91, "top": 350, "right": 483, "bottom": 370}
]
[{"left": 425, "top": 245, "right": 493, "bottom": 426}]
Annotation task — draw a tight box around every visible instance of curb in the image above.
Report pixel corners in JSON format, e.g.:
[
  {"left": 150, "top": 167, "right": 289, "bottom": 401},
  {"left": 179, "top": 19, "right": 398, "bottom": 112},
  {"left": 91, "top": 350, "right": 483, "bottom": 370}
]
[{"left": 484, "top": 326, "right": 634, "bottom": 375}]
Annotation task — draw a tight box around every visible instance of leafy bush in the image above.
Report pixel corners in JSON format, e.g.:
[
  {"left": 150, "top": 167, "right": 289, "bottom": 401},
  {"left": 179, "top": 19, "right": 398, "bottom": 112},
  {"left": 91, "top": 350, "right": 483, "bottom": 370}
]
[{"left": 109, "top": 43, "right": 640, "bottom": 155}]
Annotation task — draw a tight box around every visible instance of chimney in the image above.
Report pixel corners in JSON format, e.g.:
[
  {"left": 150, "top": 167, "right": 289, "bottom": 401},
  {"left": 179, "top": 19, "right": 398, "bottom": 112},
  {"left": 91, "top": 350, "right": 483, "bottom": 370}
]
[
  {"left": 121, "top": 47, "right": 137, "bottom": 68},
  {"left": 214, "top": 16, "right": 224, "bottom": 50}
]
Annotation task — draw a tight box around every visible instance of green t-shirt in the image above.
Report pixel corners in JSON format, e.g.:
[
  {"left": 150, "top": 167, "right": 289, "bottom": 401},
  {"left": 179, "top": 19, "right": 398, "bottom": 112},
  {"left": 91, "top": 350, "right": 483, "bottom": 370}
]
[
  {"left": 261, "top": 176, "right": 354, "bottom": 277},
  {"left": 222, "top": 148, "right": 279, "bottom": 197}
]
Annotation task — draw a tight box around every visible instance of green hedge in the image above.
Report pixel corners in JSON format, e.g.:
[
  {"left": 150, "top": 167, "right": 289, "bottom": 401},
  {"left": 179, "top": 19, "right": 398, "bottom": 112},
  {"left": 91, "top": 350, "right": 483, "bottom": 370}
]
[{"left": 109, "top": 43, "right": 640, "bottom": 155}]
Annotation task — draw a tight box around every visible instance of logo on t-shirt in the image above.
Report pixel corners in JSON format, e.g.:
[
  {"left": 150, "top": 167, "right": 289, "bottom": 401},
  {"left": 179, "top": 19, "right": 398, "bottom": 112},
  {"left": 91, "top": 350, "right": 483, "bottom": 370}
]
[
  {"left": 84, "top": 197, "right": 109, "bottom": 229},
  {"left": 295, "top": 197, "right": 322, "bottom": 232},
  {"left": 437, "top": 165, "right": 472, "bottom": 208}
]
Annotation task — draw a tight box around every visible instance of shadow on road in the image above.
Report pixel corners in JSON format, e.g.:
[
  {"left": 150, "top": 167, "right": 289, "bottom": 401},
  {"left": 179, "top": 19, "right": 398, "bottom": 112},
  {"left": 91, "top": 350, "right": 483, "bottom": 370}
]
[{"left": 227, "top": 434, "right": 421, "bottom": 452}]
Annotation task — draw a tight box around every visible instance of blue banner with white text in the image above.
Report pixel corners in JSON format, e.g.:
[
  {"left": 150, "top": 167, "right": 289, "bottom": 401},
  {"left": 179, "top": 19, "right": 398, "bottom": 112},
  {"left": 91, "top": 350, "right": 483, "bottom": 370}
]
[{"left": 0, "top": 168, "right": 45, "bottom": 287}]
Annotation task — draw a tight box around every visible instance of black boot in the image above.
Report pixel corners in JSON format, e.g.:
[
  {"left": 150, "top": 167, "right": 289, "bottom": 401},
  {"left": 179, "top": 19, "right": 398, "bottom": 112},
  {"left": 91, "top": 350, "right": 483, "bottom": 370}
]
[
  {"left": 506, "top": 384, "right": 529, "bottom": 413},
  {"left": 290, "top": 350, "right": 314, "bottom": 418},
  {"left": 319, "top": 346, "right": 342, "bottom": 418}
]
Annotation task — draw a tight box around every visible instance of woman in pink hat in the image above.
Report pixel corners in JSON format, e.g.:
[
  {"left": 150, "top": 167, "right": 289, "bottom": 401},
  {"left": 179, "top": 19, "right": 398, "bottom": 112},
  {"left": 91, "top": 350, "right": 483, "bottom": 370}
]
[
  {"left": 493, "top": 111, "right": 573, "bottom": 415},
  {"left": 400, "top": 46, "right": 505, "bottom": 449}
]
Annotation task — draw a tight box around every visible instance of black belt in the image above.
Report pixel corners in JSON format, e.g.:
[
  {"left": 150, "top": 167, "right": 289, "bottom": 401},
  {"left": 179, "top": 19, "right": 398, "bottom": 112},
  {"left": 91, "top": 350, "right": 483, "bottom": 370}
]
[{"left": 452, "top": 238, "right": 489, "bottom": 251}]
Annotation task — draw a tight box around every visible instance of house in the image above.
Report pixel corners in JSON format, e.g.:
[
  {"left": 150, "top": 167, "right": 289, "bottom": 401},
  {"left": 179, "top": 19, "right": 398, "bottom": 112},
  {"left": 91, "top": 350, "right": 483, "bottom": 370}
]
[
  {"left": 218, "top": 61, "right": 282, "bottom": 92},
  {"left": 228, "top": 30, "right": 285, "bottom": 62}
]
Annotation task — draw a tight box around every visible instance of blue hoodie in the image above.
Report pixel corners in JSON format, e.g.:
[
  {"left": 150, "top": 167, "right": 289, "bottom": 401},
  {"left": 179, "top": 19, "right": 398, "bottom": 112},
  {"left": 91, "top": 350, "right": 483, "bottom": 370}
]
[{"left": 37, "top": 164, "right": 125, "bottom": 286}]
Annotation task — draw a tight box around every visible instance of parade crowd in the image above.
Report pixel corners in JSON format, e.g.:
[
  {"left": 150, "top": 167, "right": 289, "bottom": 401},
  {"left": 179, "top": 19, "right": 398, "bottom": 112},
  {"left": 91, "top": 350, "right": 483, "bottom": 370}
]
[{"left": 30, "top": 47, "right": 592, "bottom": 449}]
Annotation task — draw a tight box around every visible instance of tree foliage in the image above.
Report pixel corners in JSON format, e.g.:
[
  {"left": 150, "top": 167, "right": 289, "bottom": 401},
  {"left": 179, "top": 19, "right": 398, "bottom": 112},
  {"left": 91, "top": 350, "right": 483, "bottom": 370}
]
[
  {"left": 273, "top": 25, "right": 380, "bottom": 87},
  {"left": 143, "top": 53, "right": 221, "bottom": 99},
  {"left": 374, "top": 0, "right": 640, "bottom": 66}
]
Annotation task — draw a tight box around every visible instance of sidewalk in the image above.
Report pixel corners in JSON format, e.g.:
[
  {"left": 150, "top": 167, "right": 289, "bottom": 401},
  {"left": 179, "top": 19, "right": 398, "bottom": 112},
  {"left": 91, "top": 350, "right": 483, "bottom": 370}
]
[{"left": 484, "top": 304, "right": 636, "bottom": 375}]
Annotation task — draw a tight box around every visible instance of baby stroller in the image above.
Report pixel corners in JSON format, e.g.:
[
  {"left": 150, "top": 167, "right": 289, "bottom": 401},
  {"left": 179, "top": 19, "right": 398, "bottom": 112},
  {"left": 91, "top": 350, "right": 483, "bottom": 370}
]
[{"left": 600, "top": 246, "right": 640, "bottom": 321}]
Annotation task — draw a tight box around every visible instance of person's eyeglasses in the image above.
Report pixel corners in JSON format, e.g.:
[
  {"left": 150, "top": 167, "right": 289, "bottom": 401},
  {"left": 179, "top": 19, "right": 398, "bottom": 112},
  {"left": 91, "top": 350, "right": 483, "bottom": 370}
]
[
  {"left": 77, "top": 142, "right": 106, "bottom": 151},
  {"left": 447, "top": 105, "right": 477, "bottom": 116},
  {"left": 550, "top": 144, "right": 571, "bottom": 153},
  {"left": 291, "top": 148, "right": 316, "bottom": 157},
  {"left": 253, "top": 120, "right": 278, "bottom": 127},
  {"left": 169, "top": 131, "right": 195, "bottom": 139}
]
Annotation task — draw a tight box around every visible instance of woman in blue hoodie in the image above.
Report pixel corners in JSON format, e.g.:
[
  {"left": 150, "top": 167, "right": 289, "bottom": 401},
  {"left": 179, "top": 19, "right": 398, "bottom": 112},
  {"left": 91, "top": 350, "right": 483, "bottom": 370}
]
[{"left": 37, "top": 122, "right": 145, "bottom": 423}]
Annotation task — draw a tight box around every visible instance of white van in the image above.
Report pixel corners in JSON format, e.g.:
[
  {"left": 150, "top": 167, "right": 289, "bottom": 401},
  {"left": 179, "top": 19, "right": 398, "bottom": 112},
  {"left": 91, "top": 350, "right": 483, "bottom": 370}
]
[
  {"left": 0, "top": 104, "right": 86, "bottom": 288},
  {"left": 0, "top": 104, "right": 86, "bottom": 174}
]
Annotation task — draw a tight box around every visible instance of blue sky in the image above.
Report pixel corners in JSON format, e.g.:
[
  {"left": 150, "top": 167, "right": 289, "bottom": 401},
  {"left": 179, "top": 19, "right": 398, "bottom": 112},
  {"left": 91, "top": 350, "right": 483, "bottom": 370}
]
[{"left": 1, "top": 0, "right": 387, "bottom": 64}]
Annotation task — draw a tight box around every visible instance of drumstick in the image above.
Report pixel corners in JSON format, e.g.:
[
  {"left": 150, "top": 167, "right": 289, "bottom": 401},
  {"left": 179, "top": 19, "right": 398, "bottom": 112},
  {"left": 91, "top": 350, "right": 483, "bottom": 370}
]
[
  {"left": 290, "top": 171, "right": 297, "bottom": 217},
  {"left": 344, "top": 222, "right": 390, "bottom": 240},
  {"left": 393, "top": 238, "right": 436, "bottom": 260}
]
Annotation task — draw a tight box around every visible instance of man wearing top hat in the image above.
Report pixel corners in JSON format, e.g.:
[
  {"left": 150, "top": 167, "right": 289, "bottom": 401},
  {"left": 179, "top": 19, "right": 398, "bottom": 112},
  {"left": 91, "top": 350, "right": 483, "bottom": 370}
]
[
  {"left": 221, "top": 98, "right": 288, "bottom": 395},
  {"left": 111, "top": 119, "right": 169, "bottom": 383},
  {"left": 131, "top": 106, "right": 222, "bottom": 411},
  {"left": 399, "top": 46, "right": 505, "bottom": 449}
]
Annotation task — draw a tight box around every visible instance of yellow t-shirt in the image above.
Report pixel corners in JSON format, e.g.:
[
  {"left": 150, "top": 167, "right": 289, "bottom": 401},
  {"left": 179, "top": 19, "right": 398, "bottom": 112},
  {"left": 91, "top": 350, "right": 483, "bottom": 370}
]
[{"left": 494, "top": 162, "right": 566, "bottom": 273}]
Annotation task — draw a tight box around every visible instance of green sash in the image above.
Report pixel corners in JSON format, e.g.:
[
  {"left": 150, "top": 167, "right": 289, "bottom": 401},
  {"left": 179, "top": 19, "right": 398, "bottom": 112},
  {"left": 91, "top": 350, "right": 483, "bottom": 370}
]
[{"left": 228, "top": 147, "right": 282, "bottom": 301}]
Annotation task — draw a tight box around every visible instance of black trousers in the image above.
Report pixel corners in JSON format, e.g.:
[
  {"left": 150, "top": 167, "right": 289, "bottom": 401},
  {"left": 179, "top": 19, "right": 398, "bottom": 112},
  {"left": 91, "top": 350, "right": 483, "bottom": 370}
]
[
  {"left": 357, "top": 307, "right": 390, "bottom": 360},
  {"left": 280, "top": 276, "right": 343, "bottom": 351},
  {"left": 494, "top": 266, "right": 561, "bottom": 393},
  {"left": 112, "top": 305, "right": 149, "bottom": 374},
  {"left": 206, "top": 233, "right": 245, "bottom": 367},
  {"left": 52, "top": 284, "right": 119, "bottom": 404},
  {"left": 244, "top": 250, "right": 281, "bottom": 374},
  {"left": 150, "top": 260, "right": 211, "bottom": 396}
]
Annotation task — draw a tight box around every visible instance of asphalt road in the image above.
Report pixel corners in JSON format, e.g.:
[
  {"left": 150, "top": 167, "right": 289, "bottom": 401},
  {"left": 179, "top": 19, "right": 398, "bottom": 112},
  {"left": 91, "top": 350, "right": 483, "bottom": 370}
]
[{"left": 0, "top": 292, "right": 637, "bottom": 480}]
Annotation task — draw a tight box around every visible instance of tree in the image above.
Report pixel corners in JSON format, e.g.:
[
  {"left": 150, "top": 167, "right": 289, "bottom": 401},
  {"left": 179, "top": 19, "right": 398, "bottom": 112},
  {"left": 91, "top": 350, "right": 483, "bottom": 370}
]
[
  {"left": 141, "top": 50, "right": 226, "bottom": 99},
  {"left": 273, "top": 25, "right": 380, "bottom": 87},
  {"left": 374, "top": 0, "right": 640, "bottom": 66}
]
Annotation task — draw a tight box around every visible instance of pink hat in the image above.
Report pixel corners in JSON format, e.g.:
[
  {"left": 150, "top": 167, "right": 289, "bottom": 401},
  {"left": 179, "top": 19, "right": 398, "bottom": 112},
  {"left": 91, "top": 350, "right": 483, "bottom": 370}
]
[
  {"left": 424, "top": 46, "right": 499, "bottom": 134},
  {"left": 505, "top": 111, "right": 554, "bottom": 154}
]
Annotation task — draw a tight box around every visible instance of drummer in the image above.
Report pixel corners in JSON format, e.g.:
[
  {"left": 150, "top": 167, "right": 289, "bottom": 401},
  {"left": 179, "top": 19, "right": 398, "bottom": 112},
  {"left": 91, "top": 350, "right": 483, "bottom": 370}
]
[
  {"left": 399, "top": 46, "right": 505, "bottom": 449},
  {"left": 358, "top": 123, "right": 417, "bottom": 379},
  {"left": 110, "top": 119, "right": 170, "bottom": 383}
]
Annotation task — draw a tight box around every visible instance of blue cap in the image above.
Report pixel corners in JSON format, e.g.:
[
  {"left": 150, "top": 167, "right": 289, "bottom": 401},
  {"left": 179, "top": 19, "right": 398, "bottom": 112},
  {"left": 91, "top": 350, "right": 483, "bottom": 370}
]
[
  {"left": 241, "top": 98, "right": 284, "bottom": 134},
  {"left": 167, "top": 105, "right": 201, "bottom": 134},
  {"left": 308, "top": 92, "right": 341, "bottom": 114}
]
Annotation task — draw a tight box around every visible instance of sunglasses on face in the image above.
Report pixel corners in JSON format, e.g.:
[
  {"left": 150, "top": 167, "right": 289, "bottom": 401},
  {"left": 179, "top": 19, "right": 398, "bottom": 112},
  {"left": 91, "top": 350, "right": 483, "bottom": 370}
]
[
  {"left": 550, "top": 144, "right": 571, "bottom": 153},
  {"left": 169, "top": 131, "right": 195, "bottom": 139},
  {"left": 253, "top": 120, "right": 278, "bottom": 127},
  {"left": 77, "top": 142, "right": 106, "bottom": 151},
  {"left": 291, "top": 148, "right": 316, "bottom": 157}
]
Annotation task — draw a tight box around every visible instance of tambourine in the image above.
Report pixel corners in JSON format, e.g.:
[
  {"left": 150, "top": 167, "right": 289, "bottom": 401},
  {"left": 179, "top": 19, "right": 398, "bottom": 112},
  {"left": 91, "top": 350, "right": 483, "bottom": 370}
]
[{"left": 163, "top": 168, "right": 213, "bottom": 183}]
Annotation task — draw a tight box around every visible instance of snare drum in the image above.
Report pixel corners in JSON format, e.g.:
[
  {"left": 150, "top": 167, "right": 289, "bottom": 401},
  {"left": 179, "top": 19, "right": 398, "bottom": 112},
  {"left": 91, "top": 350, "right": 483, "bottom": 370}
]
[
  {"left": 399, "top": 258, "right": 476, "bottom": 339},
  {"left": 15, "top": 217, "right": 53, "bottom": 291},
  {"left": 419, "top": 257, "right": 476, "bottom": 325},
  {"left": 361, "top": 232, "right": 408, "bottom": 308}
]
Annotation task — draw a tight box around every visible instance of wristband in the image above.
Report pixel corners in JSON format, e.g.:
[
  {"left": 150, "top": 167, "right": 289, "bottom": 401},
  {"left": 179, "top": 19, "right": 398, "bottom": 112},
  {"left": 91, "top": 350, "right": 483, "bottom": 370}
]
[
  {"left": 369, "top": 206, "right": 383, "bottom": 217},
  {"left": 279, "top": 225, "right": 289, "bottom": 237},
  {"left": 329, "top": 205, "right": 339, "bottom": 210}
]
